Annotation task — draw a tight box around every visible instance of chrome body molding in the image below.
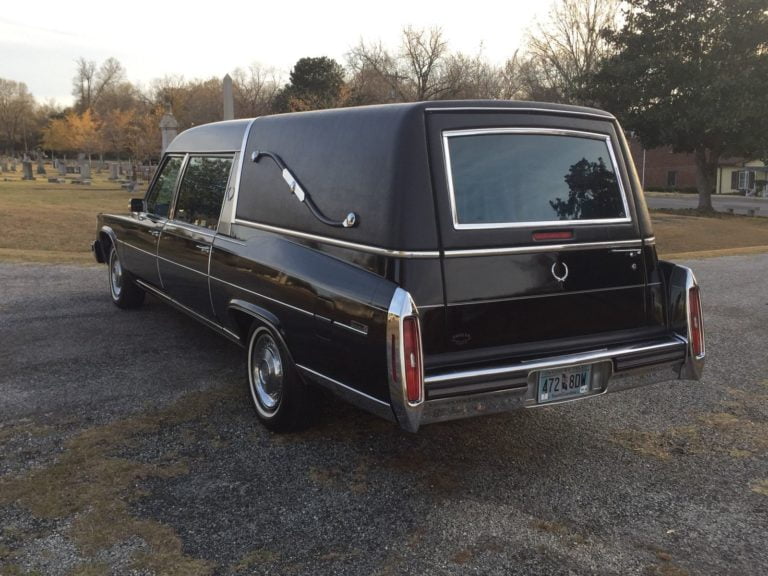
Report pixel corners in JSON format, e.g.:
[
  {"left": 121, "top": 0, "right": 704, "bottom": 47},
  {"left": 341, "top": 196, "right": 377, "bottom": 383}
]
[
  {"left": 135, "top": 279, "right": 241, "bottom": 343},
  {"left": 445, "top": 283, "right": 648, "bottom": 307},
  {"left": 442, "top": 128, "right": 631, "bottom": 231},
  {"left": 443, "top": 239, "right": 643, "bottom": 258},
  {"left": 232, "top": 219, "right": 440, "bottom": 259},
  {"left": 386, "top": 287, "right": 424, "bottom": 433},
  {"left": 210, "top": 275, "right": 314, "bottom": 318},
  {"left": 333, "top": 321, "right": 369, "bottom": 337},
  {"left": 118, "top": 239, "right": 156, "bottom": 259},
  {"left": 296, "top": 365, "right": 395, "bottom": 422}
]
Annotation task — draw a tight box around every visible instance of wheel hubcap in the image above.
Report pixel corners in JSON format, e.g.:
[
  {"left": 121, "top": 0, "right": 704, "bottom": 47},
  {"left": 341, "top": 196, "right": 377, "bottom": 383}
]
[
  {"left": 110, "top": 250, "right": 123, "bottom": 299},
  {"left": 250, "top": 333, "right": 283, "bottom": 413}
]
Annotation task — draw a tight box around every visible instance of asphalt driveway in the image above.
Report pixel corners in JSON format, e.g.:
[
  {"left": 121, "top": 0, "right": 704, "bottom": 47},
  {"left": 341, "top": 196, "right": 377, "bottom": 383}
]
[{"left": 1, "top": 255, "right": 767, "bottom": 575}]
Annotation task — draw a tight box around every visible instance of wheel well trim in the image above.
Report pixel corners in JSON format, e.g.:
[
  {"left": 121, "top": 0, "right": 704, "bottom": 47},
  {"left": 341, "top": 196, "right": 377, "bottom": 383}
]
[
  {"left": 97, "top": 226, "right": 118, "bottom": 262},
  {"left": 229, "top": 299, "right": 308, "bottom": 393}
]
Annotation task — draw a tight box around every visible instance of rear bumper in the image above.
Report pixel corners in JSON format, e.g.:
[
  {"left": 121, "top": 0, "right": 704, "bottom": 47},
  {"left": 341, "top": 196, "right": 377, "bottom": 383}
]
[{"left": 394, "top": 335, "right": 693, "bottom": 432}]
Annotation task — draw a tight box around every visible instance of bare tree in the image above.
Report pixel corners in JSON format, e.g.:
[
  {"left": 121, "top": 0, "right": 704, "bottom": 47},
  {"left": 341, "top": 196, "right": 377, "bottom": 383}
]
[
  {"left": 232, "top": 63, "right": 282, "bottom": 117},
  {"left": 347, "top": 26, "right": 466, "bottom": 103},
  {"left": 400, "top": 26, "right": 450, "bottom": 100},
  {"left": 72, "top": 57, "right": 127, "bottom": 113},
  {"left": 0, "top": 78, "right": 35, "bottom": 153},
  {"left": 346, "top": 39, "right": 402, "bottom": 103},
  {"left": 442, "top": 52, "right": 506, "bottom": 100},
  {"left": 522, "top": 0, "right": 620, "bottom": 103}
]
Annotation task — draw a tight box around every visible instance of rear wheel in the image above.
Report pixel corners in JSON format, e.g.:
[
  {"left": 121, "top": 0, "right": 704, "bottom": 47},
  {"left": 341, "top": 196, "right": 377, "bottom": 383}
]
[
  {"left": 108, "top": 245, "right": 145, "bottom": 309},
  {"left": 247, "top": 324, "right": 313, "bottom": 432}
]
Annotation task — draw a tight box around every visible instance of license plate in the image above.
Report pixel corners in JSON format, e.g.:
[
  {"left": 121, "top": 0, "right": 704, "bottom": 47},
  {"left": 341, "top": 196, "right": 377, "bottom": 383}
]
[{"left": 537, "top": 364, "right": 593, "bottom": 404}]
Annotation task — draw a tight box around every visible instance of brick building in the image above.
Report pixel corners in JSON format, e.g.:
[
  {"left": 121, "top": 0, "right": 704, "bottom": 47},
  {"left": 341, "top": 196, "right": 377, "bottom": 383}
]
[
  {"left": 626, "top": 138, "right": 767, "bottom": 196},
  {"left": 626, "top": 139, "right": 698, "bottom": 191}
]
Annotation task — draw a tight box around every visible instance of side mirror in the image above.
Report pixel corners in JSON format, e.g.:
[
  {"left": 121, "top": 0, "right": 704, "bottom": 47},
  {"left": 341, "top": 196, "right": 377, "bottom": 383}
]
[{"left": 130, "top": 198, "right": 145, "bottom": 213}]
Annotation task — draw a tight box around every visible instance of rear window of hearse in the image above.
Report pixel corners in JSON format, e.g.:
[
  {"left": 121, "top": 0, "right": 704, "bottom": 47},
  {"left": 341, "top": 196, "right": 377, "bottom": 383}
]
[{"left": 444, "top": 129, "right": 630, "bottom": 229}]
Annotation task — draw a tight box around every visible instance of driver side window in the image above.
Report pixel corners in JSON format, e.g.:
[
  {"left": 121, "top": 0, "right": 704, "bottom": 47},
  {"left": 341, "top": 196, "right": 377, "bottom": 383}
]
[{"left": 146, "top": 156, "right": 183, "bottom": 217}]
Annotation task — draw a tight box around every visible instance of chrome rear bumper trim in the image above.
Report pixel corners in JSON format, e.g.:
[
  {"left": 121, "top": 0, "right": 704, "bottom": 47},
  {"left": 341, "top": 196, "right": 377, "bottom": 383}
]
[{"left": 424, "top": 337, "right": 686, "bottom": 386}]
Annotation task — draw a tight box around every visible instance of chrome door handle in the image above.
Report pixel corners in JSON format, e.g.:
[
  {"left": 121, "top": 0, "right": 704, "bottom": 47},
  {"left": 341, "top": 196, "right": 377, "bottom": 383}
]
[
  {"left": 150, "top": 230, "right": 161, "bottom": 237},
  {"left": 195, "top": 244, "right": 211, "bottom": 254},
  {"left": 611, "top": 248, "right": 641, "bottom": 257}
]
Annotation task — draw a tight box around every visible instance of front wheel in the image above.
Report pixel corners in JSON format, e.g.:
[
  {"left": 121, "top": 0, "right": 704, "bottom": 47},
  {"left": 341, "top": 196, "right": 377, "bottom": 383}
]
[
  {"left": 247, "top": 324, "right": 313, "bottom": 432},
  {"left": 108, "top": 245, "right": 145, "bottom": 309}
]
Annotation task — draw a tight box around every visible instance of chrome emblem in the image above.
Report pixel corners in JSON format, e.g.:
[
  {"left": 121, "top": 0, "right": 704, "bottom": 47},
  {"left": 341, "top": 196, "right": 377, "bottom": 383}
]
[{"left": 551, "top": 261, "right": 569, "bottom": 283}]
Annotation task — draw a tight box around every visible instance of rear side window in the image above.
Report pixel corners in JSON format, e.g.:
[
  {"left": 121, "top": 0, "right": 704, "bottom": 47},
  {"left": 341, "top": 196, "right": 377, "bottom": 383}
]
[
  {"left": 173, "top": 156, "right": 234, "bottom": 230},
  {"left": 444, "top": 129, "right": 629, "bottom": 229}
]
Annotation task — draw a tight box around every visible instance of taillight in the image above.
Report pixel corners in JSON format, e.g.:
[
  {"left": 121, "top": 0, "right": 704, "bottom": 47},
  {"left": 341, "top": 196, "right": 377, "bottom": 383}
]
[
  {"left": 532, "top": 230, "right": 574, "bottom": 242},
  {"left": 402, "top": 316, "right": 423, "bottom": 404},
  {"left": 689, "top": 285, "right": 704, "bottom": 358}
]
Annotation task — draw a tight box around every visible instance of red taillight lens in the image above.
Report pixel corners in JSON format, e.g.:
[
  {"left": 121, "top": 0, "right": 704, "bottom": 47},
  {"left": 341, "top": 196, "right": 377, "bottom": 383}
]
[
  {"left": 402, "top": 316, "right": 423, "bottom": 404},
  {"left": 689, "top": 285, "right": 704, "bottom": 358}
]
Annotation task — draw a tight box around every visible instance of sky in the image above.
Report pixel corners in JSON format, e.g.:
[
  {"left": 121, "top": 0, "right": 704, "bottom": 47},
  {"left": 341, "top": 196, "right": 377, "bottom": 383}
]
[{"left": 0, "top": 0, "right": 551, "bottom": 106}]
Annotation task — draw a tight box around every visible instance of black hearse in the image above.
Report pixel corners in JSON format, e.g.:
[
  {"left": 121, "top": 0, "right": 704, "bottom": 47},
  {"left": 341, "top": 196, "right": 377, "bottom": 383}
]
[{"left": 93, "top": 101, "right": 705, "bottom": 432}]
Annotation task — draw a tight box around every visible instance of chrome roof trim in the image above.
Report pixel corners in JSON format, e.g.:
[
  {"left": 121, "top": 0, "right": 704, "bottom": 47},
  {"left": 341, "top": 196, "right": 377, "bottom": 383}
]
[
  {"left": 232, "top": 219, "right": 440, "bottom": 259},
  {"left": 220, "top": 118, "right": 258, "bottom": 236},
  {"left": 443, "top": 239, "right": 643, "bottom": 258},
  {"left": 425, "top": 106, "right": 615, "bottom": 120}
]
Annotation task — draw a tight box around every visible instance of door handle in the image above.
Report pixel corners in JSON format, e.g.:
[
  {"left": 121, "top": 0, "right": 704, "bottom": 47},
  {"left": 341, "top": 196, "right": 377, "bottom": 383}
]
[
  {"left": 195, "top": 244, "right": 211, "bottom": 254},
  {"left": 611, "top": 248, "right": 641, "bottom": 257},
  {"left": 150, "top": 230, "right": 161, "bottom": 237}
]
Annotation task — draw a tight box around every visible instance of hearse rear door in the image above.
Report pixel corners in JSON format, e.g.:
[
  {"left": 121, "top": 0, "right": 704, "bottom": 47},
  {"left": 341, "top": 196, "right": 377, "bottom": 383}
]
[{"left": 426, "top": 109, "right": 654, "bottom": 358}]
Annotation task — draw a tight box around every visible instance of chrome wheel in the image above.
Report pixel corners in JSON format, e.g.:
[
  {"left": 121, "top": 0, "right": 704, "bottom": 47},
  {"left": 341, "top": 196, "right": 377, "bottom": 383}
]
[
  {"left": 248, "top": 329, "right": 284, "bottom": 415},
  {"left": 109, "top": 247, "right": 123, "bottom": 301}
]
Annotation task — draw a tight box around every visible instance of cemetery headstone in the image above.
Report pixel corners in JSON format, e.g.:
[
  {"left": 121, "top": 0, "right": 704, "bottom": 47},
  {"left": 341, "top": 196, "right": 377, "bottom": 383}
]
[
  {"left": 37, "top": 158, "right": 46, "bottom": 175},
  {"left": 22, "top": 161, "right": 35, "bottom": 180}
]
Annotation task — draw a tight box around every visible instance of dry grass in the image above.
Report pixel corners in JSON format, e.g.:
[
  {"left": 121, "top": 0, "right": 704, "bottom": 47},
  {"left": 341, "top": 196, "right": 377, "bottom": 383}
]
[
  {"left": 0, "top": 387, "right": 239, "bottom": 574},
  {"left": 0, "top": 163, "right": 139, "bottom": 264},
  {"left": 651, "top": 210, "right": 768, "bottom": 258},
  {"left": 1, "top": 168, "right": 767, "bottom": 264},
  {"left": 612, "top": 388, "right": 768, "bottom": 462}
]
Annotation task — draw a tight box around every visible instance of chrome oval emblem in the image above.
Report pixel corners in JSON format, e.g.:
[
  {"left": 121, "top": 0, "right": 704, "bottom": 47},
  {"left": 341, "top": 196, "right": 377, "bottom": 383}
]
[
  {"left": 451, "top": 332, "right": 472, "bottom": 346},
  {"left": 551, "top": 261, "right": 569, "bottom": 283}
]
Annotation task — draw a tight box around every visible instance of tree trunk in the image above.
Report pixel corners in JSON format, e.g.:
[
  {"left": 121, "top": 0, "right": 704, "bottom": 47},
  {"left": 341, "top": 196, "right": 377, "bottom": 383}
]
[{"left": 693, "top": 147, "right": 717, "bottom": 212}]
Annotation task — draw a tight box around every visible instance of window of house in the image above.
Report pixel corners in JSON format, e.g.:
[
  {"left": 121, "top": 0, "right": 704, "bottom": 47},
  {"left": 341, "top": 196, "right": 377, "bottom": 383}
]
[
  {"left": 731, "top": 171, "right": 740, "bottom": 190},
  {"left": 145, "top": 156, "right": 183, "bottom": 217},
  {"left": 737, "top": 170, "right": 756, "bottom": 191},
  {"left": 173, "top": 156, "right": 234, "bottom": 230},
  {"left": 667, "top": 171, "right": 677, "bottom": 187}
]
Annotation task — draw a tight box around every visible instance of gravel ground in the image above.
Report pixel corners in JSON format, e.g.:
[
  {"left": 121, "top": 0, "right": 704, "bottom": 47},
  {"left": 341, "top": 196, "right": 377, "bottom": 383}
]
[{"left": 1, "top": 256, "right": 767, "bottom": 575}]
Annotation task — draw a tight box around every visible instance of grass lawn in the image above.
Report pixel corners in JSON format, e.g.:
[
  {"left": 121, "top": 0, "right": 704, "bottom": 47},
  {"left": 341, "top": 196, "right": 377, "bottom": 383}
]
[
  {"left": 0, "top": 164, "right": 144, "bottom": 265},
  {"left": 1, "top": 166, "right": 767, "bottom": 264}
]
